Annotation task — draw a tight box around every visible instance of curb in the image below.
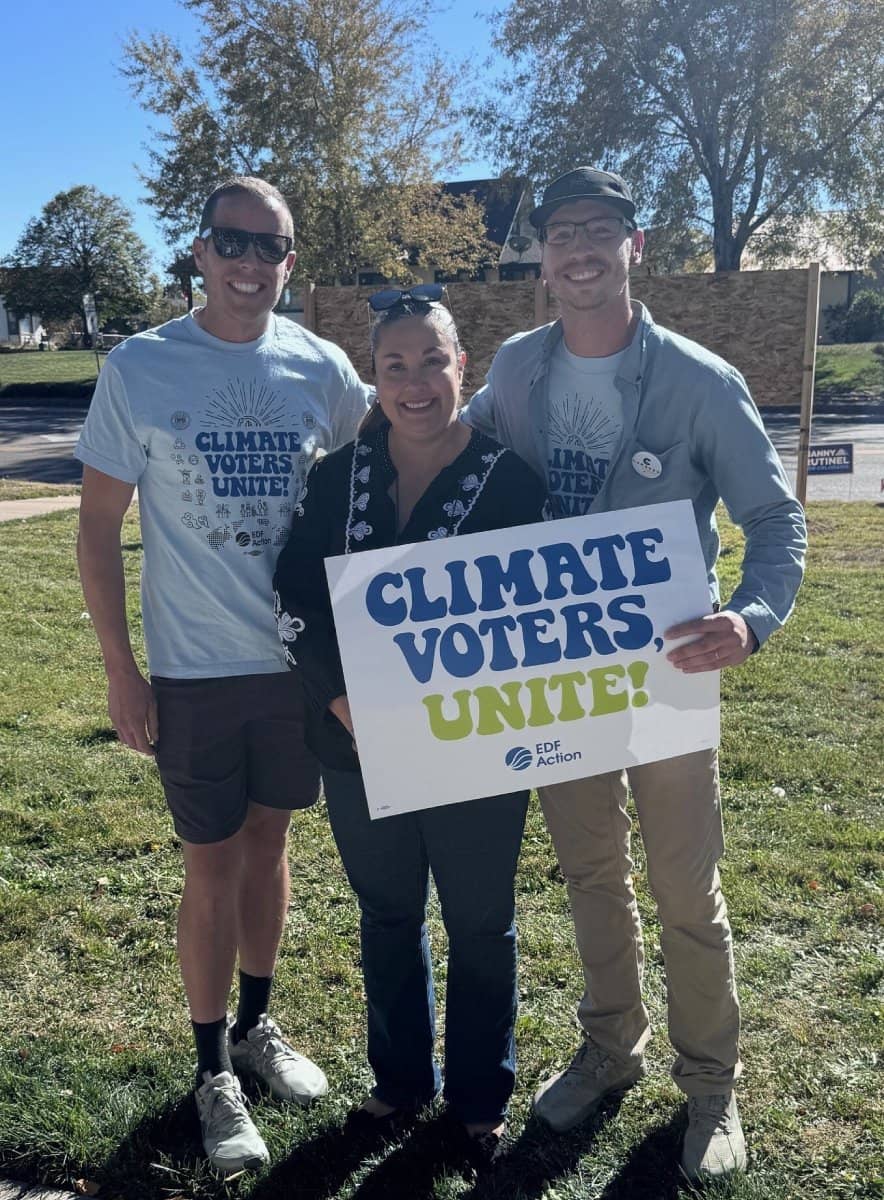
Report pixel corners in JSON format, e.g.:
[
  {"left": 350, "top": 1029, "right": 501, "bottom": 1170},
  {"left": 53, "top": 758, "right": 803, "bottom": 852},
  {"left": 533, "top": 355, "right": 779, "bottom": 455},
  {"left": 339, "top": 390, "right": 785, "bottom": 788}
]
[{"left": 0, "top": 394, "right": 92, "bottom": 409}]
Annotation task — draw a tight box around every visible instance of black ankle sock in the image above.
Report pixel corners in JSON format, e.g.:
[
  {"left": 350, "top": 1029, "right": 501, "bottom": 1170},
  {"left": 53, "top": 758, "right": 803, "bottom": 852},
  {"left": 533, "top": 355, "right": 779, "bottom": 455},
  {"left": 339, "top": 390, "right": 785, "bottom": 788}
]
[
  {"left": 232, "top": 970, "right": 273, "bottom": 1043},
  {"left": 192, "top": 1017, "right": 232, "bottom": 1082}
]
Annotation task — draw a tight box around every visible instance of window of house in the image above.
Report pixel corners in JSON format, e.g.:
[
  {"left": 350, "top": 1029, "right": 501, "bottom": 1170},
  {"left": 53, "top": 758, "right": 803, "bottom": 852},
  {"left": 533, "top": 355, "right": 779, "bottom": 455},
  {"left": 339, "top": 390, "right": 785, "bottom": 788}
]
[
  {"left": 500, "top": 264, "right": 541, "bottom": 282},
  {"left": 5, "top": 309, "right": 18, "bottom": 336},
  {"left": 434, "top": 268, "right": 481, "bottom": 284},
  {"left": 358, "top": 272, "right": 388, "bottom": 286}
]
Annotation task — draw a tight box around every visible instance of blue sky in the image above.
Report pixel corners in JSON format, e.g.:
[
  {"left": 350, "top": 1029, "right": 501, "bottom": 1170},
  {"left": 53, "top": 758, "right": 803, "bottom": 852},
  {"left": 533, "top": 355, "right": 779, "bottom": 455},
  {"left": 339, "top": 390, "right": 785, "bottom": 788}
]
[{"left": 1, "top": 0, "right": 500, "bottom": 272}]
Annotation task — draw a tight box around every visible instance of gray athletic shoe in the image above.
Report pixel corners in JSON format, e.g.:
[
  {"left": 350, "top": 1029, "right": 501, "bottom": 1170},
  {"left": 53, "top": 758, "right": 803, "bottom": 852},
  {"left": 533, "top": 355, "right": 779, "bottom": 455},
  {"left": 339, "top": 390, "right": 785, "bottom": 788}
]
[
  {"left": 532, "top": 1040, "right": 646, "bottom": 1132},
  {"left": 229, "top": 1013, "right": 328, "bottom": 1104},
  {"left": 681, "top": 1092, "right": 747, "bottom": 1180},
  {"left": 195, "top": 1070, "right": 269, "bottom": 1175}
]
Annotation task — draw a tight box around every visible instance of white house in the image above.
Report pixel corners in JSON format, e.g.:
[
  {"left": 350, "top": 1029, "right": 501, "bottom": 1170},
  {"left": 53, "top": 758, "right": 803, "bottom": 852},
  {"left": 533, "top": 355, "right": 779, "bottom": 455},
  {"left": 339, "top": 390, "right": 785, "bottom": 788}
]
[{"left": 0, "top": 294, "right": 44, "bottom": 346}]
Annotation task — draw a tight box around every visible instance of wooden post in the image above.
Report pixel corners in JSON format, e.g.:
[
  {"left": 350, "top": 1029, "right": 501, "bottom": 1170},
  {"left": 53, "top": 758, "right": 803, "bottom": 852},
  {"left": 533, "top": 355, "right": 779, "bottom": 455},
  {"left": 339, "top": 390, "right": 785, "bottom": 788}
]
[
  {"left": 534, "top": 276, "right": 549, "bottom": 328},
  {"left": 302, "top": 281, "right": 317, "bottom": 332},
  {"left": 795, "top": 261, "right": 821, "bottom": 506}
]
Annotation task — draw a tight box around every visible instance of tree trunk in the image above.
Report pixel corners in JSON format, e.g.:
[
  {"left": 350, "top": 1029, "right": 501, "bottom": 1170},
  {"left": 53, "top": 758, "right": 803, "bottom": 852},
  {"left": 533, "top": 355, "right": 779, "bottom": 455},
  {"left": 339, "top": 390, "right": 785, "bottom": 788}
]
[
  {"left": 711, "top": 185, "right": 743, "bottom": 271},
  {"left": 712, "top": 217, "right": 745, "bottom": 270},
  {"left": 713, "top": 233, "right": 744, "bottom": 271}
]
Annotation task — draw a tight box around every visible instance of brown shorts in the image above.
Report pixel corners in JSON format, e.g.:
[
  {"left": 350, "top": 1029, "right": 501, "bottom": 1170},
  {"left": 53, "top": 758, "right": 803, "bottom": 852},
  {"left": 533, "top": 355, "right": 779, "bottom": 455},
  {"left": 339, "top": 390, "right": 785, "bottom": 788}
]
[{"left": 152, "top": 671, "right": 321, "bottom": 845}]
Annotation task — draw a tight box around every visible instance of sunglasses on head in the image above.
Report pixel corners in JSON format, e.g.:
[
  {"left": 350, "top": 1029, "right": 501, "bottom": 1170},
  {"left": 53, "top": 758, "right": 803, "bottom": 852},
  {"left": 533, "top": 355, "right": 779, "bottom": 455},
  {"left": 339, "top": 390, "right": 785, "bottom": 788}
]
[
  {"left": 200, "top": 226, "right": 293, "bottom": 265},
  {"left": 367, "top": 283, "right": 445, "bottom": 311}
]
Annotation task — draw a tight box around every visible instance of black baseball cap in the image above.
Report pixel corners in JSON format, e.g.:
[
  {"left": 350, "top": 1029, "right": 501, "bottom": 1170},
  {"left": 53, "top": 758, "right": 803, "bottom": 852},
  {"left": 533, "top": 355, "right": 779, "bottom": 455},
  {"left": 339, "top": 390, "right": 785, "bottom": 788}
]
[{"left": 529, "top": 166, "right": 637, "bottom": 229}]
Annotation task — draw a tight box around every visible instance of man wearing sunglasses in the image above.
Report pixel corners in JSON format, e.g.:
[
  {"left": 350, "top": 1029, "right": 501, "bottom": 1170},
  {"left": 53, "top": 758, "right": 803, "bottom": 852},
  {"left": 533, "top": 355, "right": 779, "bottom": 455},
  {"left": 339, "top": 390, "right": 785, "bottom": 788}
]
[
  {"left": 462, "top": 166, "right": 806, "bottom": 1181},
  {"left": 75, "top": 175, "right": 368, "bottom": 1174}
]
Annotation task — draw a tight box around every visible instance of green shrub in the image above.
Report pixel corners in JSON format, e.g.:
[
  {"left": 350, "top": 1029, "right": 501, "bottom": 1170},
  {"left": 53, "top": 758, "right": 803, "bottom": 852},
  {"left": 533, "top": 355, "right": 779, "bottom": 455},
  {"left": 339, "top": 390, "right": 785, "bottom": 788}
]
[{"left": 844, "top": 289, "right": 884, "bottom": 342}]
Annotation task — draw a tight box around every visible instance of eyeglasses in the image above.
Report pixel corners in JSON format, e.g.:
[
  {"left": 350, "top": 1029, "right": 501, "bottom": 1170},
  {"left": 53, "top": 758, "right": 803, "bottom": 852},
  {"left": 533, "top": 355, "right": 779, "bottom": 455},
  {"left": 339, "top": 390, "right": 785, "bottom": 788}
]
[
  {"left": 368, "top": 283, "right": 445, "bottom": 311},
  {"left": 200, "top": 226, "right": 293, "bottom": 265},
  {"left": 541, "top": 216, "right": 632, "bottom": 246}
]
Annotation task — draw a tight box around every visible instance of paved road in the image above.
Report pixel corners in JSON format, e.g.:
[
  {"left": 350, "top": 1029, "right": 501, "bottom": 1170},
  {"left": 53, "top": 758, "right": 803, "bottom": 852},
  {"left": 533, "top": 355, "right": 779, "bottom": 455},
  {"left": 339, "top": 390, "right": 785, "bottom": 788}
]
[
  {"left": 764, "top": 400, "right": 884, "bottom": 502},
  {"left": 1, "top": 401, "right": 882, "bottom": 501},
  {"left": 0, "top": 406, "right": 87, "bottom": 484}
]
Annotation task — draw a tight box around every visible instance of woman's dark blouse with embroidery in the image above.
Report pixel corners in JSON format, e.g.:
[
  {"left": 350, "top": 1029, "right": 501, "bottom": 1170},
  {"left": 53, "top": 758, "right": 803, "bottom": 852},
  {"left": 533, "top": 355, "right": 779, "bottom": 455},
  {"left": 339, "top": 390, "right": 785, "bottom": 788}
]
[{"left": 272, "top": 421, "right": 550, "bottom": 770}]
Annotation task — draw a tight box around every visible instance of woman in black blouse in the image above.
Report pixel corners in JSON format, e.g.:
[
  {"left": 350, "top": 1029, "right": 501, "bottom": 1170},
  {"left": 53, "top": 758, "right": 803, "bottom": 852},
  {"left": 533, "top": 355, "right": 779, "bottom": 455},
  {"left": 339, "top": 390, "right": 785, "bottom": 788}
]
[{"left": 273, "top": 292, "right": 548, "bottom": 1165}]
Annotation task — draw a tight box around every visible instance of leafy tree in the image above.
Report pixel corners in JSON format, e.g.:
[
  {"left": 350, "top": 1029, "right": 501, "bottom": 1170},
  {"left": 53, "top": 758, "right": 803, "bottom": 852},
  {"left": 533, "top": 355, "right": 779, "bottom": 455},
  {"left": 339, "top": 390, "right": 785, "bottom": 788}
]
[
  {"left": 123, "top": 0, "right": 492, "bottom": 282},
  {"left": 473, "top": 0, "right": 884, "bottom": 270},
  {"left": 0, "top": 186, "right": 152, "bottom": 338},
  {"left": 101, "top": 275, "right": 190, "bottom": 334},
  {"left": 166, "top": 248, "right": 197, "bottom": 308}
]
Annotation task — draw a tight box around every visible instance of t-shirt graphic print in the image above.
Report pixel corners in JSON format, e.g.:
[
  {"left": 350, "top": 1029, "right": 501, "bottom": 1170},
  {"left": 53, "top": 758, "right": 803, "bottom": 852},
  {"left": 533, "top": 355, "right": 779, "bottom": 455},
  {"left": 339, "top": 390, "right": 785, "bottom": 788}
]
[
  {"left": 172, "top": 378, "right": 317, "bottom": 558},
  {"left": 546, "top": 341, "right": 626, "bottom": 516}
]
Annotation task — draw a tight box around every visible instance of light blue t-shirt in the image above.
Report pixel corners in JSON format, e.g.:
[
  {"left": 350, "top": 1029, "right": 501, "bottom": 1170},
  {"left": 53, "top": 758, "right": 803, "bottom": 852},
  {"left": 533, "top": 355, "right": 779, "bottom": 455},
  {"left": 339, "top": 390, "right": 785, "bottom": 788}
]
[
  {"left": 75, "top": 312, "right": 369, "bottom": 678},
  {"left": 546, "top": 341, "right": 625, "bottom": 515}
]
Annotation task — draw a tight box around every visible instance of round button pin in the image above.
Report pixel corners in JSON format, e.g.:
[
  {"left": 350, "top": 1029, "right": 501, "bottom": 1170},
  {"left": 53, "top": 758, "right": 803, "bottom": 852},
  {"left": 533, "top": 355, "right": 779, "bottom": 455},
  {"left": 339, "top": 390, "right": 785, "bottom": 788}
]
[{"left": 632, "top": 450, "right": 662, "bottom": 479}]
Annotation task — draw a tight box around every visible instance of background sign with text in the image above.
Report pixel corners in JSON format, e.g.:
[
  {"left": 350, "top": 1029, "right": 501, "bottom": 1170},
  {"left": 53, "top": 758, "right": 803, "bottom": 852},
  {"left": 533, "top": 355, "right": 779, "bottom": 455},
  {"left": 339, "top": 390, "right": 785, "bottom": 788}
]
[{"left": 808, "top": 443, "right": 853, "bottom": 474}]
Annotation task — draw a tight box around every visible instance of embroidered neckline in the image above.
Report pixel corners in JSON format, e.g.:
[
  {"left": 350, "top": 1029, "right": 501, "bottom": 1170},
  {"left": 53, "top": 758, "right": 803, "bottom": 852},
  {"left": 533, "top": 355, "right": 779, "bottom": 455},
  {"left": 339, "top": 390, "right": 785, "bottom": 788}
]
[
  {"left": 343, "top": 426, "right": 507, "bottom": 551},
  {"left": 343, "top": 436, "right": 374, "bottom": 553}
]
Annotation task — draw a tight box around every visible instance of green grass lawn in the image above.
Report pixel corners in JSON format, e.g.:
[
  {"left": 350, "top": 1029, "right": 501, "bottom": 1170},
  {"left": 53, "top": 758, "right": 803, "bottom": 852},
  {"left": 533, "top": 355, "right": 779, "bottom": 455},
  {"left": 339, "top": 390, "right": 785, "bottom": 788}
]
[
  {"left": 0, "top": 350, "right": 103, "bottom": 397},
  {"left": 1, "top": 344, "right": 882, "bottom": 401},
  {"left": 814, "top": 343, "right": 884, "bottom": 396},
  {"left": 0, "top": 504, "right": 881, "bottom": 1200},
  {"left": 0, "top": 479, "right": 80, "bottom": 502}
]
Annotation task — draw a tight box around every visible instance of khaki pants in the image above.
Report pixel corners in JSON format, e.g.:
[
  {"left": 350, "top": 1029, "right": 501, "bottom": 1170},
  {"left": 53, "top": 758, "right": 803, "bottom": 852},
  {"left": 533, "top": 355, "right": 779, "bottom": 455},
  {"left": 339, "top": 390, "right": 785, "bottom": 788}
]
[{"left": 538, "top": 748, "right": 741, "bottom": 1096}]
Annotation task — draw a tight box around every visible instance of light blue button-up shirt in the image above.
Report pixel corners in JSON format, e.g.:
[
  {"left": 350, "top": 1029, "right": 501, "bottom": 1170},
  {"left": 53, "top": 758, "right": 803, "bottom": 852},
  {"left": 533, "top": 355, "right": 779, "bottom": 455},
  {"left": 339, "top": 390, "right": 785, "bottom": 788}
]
[{"left": 462, "top": 303, "right": 807, "bottom": 647}]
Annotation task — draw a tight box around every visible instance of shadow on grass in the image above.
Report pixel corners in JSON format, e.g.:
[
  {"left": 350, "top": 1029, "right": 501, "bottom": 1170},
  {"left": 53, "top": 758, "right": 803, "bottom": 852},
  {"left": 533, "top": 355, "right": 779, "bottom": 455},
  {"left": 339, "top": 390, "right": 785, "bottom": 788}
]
[
  {"left": 97, "top": 1092, "right": 205, "bottom": 1200},
  {"left": 246, "top": 1103, "right": 627, "bottom": 1200},
  {"left": 345, "top": 1111, "right": 489, "bottom": 1200},
  {"left": 247, "top": 1112, "right": 424, "bottom": 1200},
  {"left": 459, "top": 1095, "right": 627, "bottom": 1200},
  {"left": 597, "top": 1111, "right": 688, "bottom": 1200},
  {"left": 73, "top": 727, "right": 118, "bottom": 746}
]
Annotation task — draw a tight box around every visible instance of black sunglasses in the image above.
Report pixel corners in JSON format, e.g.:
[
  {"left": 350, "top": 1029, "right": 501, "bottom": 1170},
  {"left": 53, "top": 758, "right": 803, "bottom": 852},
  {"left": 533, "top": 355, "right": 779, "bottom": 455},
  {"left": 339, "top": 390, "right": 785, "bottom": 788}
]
[
  {"left": 368, "top": 283, "right": 445, "bottom": 311},
  {"left": 200, "top": 226, "right": 293, "bottom": 265}
]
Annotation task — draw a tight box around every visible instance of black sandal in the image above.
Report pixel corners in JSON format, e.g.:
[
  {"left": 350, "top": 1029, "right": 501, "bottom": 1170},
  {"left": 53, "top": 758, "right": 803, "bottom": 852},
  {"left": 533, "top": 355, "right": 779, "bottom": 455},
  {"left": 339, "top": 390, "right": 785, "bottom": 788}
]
[
  {"left": 464, "top": 1125, "right": 507, "bottom": 1170},
  {"left": 344, "top": 1102, "right": 416, "bottom": 1141},
  {"left": 441, "top": 1114, "right": 508, "bottom": 1173}
]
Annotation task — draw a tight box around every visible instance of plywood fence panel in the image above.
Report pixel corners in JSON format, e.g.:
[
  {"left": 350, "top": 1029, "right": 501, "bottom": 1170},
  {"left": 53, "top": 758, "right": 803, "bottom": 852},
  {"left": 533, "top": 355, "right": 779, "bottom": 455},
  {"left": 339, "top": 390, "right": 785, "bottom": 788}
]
[
  {"left": 629, "top": 269, "right": 809, "bottom": 409},
  {"left": 310, "top": 270, "right": 810, "bottom": 408},
  {"left": 445, "top": 282, "right": 537, "bottom": 395},
  {"left": 313, "top": 286, "right": 377, "bottom": 382}
]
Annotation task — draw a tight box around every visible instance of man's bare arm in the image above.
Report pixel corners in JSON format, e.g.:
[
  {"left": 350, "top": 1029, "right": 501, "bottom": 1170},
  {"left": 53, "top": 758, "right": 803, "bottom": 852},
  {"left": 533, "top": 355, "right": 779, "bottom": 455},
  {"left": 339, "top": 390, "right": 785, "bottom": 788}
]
[{"left": 77, "top": 465, "right": 158, "bottom": 755}]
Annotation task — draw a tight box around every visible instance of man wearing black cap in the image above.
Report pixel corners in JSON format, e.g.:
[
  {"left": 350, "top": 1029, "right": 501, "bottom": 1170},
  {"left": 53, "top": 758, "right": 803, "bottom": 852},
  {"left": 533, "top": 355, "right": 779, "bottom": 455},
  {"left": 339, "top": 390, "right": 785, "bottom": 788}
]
[{"left": 462, "top": 166, "right": 806, "bottom": 1180}]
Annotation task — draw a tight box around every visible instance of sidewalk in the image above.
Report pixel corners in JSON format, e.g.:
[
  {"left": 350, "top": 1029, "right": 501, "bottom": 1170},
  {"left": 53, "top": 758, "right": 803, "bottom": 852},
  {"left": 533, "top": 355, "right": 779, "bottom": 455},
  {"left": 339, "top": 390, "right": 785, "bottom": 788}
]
[
  {"left": 0, "top": 1182, "right": 77, "bottom": 1199},
  {"left": 0, "top": 496, "right": 81, "bottom": 523}
]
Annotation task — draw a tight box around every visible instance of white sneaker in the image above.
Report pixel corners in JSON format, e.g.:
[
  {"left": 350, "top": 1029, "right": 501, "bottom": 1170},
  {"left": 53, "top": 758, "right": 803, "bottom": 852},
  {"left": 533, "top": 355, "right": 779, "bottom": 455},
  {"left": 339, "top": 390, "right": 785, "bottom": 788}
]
[
  {"left": 681, "top": 1092, "right": 747, "bottom": 1180},
  {"left": 195, "top": 1070, "right": 269, "bottom": 1175},
  {"left": 532, "top": 1040, "right": 646, "bottom": 1132},
  {"left": 229, "top": 1013, "right": 328, "bottom": 1104}
]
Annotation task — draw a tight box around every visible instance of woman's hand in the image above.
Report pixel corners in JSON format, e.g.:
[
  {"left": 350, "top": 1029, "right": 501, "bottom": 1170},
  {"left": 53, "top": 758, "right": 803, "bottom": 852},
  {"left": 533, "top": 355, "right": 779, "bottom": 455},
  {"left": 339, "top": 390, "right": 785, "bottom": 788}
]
[{"left": 328, "top": 694, "right": 357, "bottom": 752}]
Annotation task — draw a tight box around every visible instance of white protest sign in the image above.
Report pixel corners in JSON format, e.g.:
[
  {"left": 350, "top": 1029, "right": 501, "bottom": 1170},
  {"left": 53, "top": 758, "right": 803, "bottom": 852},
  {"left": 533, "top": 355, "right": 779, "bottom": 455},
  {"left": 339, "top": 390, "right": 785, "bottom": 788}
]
[{"left": 326, "top": 499, "right": 719, "bottom": 819}]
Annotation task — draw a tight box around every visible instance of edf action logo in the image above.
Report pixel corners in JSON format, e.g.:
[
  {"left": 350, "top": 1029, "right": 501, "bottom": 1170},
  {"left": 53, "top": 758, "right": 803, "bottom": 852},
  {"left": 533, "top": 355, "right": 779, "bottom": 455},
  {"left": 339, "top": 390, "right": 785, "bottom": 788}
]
[{"left": 505, "top": 741, "right": 583, "bottom": 771}]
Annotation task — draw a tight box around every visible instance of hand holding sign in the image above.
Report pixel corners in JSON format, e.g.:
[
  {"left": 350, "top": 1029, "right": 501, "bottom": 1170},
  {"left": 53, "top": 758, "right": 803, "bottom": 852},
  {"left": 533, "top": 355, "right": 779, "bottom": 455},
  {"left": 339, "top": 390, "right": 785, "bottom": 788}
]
[{"left": 665, "top": 611, "right": 758, "bottom": 672}]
